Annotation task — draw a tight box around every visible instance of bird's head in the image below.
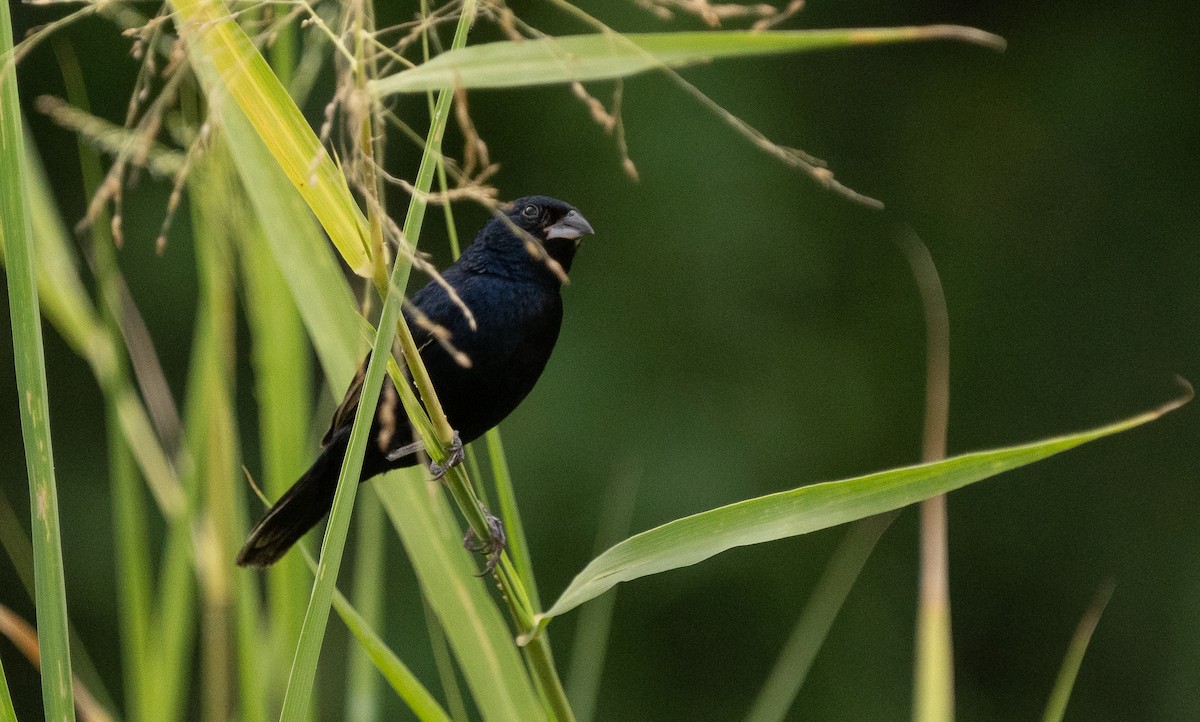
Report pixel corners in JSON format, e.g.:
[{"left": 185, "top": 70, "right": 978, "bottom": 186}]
[{"left": 481, "top": 195, "right": 594, "bottom": 282}]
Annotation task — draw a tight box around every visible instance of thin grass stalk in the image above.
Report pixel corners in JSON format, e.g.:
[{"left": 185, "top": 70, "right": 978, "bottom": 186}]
[
  {"left": 484, "top": 430, "right": 540, "bottom": 607},
  {"left": 565, "top": 469, "right": 640, "bottom": 722},
  {"left": 345, "top": 494, "right": 386, "bottom": 722},
  {"left": 274, "top": 1, "right": 477, "bottom": 715},
  {"left": 278, "top": 213, "right": 413, "bottom": 721},
  {"left": 0, "top": 654, "right": 15, "bottom": 722},
  {"left": 382, "top": 7, "right": 574, "bottom": 716},
  {"left": 0, "top": 3, "right": 76, "bottom": 719},
  {"left": 12, "top": 139, "right": 166, "bottom": 719},
  {"left": 55, "top": 45, "right": 156, "bottom": 722},
  {"left": 150, "top": 517, "right": 197, "bottom": 722},
  {"left": 186, "top": 161, "right": 236, "bottom": 722},
  {"left": 744, "top": 514, "right": 894, "bottom": 722},
  {"left": 240, "top": 206, "right": 314, "bottom": 717},
  {"left": 421, "top": 596, "right": 469, "bottom": 722},
  {"left": 293, "top": 546, "right": 453, "bottom": 722},
  {"left": 900, "top": 231, "right": 954, "bottom": 722}
]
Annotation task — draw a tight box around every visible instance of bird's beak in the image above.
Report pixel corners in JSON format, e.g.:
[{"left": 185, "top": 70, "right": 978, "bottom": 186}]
[{"left": 545, "top": 210, "right": 595, "bottom": 241}]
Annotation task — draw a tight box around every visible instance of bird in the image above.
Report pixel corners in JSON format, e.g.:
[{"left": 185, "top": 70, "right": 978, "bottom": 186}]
[{"left": 236, "top": 195, "right": 594, "bottom": 569}]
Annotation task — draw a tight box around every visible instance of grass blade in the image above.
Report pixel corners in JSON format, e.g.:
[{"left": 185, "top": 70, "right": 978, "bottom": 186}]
[
  {"left": 1042, "top": 583, "right": 1115, "bottom": 722},
  {"left": 745, "top": 515, "right": 893, "bottom": 722},
  {"left": 375, "top": 476, "right": 546, "bottom": 721},
  {"left": 371, "top": 27, "right": 1005, "bottom": 96},
  {"left": 332, "top": 585, "right": 452, "bottom": 722},
  {"left": 542, "top": 392, "right": 1189, "bottom": 621},
  {"left": 345, "top": 494, "right": 385, "bottom": 722},
  {"left": 240, "top": 200, "right": 316, "bottom": 715},
  {"left": 1, "top": 3, "right": 76, "bottom": 718},
  {"left": 168, "top": 0, "right": 374, "bottom": 276},
  {"left": 0, "top": 652, "right": 15, "bottom": 722}
]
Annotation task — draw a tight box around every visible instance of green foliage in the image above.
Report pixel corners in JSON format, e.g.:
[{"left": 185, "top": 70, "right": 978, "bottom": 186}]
[
  {"left": 0, "top": 2, "right": 75, "bottom": 719},
  {"left": 0, "top": 1, "right": 1189, "bottom": 720},
  {"left": 542, "top": 397, "right": 1184, "bottom": 621},
  {"left": 371, "top": 27, "right": 1004, "bottom": 95}
]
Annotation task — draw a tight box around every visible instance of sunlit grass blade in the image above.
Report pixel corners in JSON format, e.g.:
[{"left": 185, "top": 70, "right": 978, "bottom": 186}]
[
  {"left": 542, "top": 392, "right": 1189, "bottom": 621},
  {"left": 374, "top": 476, "right": 546, "bottom": 721},
  {"left": 371, "top": 27, "right": 1005, "bottom": 96},
  {"left": 565, "top": 467, "right": 639, "bottom": 722},
  {"left": 1, "top": 3, "right": 76, "bottom": 719},
  {"left": 214, "top": 97, "right": 366, "bottom": 391},
  {"left": 1042, "top": 583, "right": 1115, "bottom": 722},
  {"left": 168, "top": 0, "right": 374, "bottom": 277},
  {"left": 745, "top": 514, "right": 893, "bottom": 722}
]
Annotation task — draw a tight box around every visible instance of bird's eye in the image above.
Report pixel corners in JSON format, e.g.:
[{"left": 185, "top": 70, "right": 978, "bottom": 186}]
[{"left": 521, "top": 204, "right": 539, "bottom": 220}]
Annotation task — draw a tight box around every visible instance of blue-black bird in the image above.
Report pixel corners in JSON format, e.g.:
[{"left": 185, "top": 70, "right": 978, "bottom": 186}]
[{"left": 236, "top": 196, "right": 594, "bottom": 568}]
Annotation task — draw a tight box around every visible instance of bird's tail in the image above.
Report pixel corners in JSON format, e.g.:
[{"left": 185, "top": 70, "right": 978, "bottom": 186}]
[{"left": 236, "top": 444, "right": 341, "bottom": 568}]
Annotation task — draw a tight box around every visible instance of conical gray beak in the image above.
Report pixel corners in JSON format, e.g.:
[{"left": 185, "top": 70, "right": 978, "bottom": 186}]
[{"left": 546, "top": 210, "right": 595, "bottom": 241}]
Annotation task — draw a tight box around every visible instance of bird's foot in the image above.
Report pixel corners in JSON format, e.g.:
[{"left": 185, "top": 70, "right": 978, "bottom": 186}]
[
  {"left": 463, "top": 505, "right": 506, "bottom": 575},
  {"left": 429, "top": 431, "right": 464, "bottom": 481}
]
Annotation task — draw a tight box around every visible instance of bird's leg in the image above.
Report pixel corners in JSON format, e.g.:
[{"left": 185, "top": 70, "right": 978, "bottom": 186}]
[
  {"left": 428, "top": 430, "right": 465, "bottom": 480},
  {"left": 385, "top": 438, "right": 425, "bottom": 462},
  {"left": 463, "top": 504, "right": 507, "bottom": 575}
]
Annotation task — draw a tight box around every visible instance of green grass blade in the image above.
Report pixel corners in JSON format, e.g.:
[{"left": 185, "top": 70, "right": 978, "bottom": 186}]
[
  {"left": 484, "top": 430, "right": 541, "bottom": 609},
  {"left": 215, "top": 97, "right": 365, "bottom": 392},
  {"left": 542, "top": 394, "right": 1188, "bottom": 621},
  {"left": 240, "top": 204, "right": 315, "bottom": 715},
  {"left": 332, "top": 584, "right": 451, "bottom": 722},
  {"left": 279, "top": 188, "right": 413, "bottom": 721},
  {"left": 57, "top": 47, "right": 157, "bottom": 721},
  {"left": 374, "top": 476, "right": 546, "bottom": 722},
  {"left": 345, "top": 494, "right": 385, "bottom": 722},
  {"left": 168, "top": 0, "right": 374, "bottom": 277},
  {"left": 422, "top": 597, "right": 469, "bottom": 722},
  {"left": 186, "top": 154, "right": 265, "bottom": 722},
  {"left": 371, "top": 27, "right": 1005, "bottom": 96},
  {"left": 745, "top": 515, "right": 893, "bottom": 722},
  {"left": 1, "top": 3, "right": 76, "bottom": 719},
  {"left": 0, "top": 652, "right": 15, "bottom": 722},
  {"left": 1042, "top": 583, "right": 1115, "bottom": 722}
]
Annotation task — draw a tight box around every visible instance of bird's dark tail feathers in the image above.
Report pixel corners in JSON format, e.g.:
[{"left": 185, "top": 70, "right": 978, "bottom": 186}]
[{"left": 236, "top": 444, "right": 341, "bottom": 568}]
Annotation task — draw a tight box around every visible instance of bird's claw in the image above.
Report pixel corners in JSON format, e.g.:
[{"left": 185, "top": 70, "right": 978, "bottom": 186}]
[
  {"left": 463, "top": 506, "right": 506, "bottom": 575},
  {"left": 429, "top": 431, "right": 465, "bottom": 481}
]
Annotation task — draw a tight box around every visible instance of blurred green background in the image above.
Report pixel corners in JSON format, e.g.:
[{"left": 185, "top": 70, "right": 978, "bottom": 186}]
[{"left": 3, "top": 1, "right": 1197, "bottom": 719}]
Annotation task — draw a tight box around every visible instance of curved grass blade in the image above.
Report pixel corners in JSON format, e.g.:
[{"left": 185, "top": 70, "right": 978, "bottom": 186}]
[
  {"left": 371, "top": 27, "right": 1005, "bottom": 96},
  {"left": 1042, "top": 583, "right": 1115, "bottom": 722},
  {"left": 542, "top": 392, "right": 1188, "bottom": 621},
  {"left": 1, "top": 3, "right": 76, "bottom": 718},
  {"left": 169, "top": 0, "right": 374, "bottom": 277}
]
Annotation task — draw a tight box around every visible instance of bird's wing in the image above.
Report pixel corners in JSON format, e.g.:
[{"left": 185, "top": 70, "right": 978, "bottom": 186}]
[
  {"left": 318, "top": 285, "right": 448, "bottom": 448},
  {"left": 321, "top": 359, "right": 366, "bottom": 447}
]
